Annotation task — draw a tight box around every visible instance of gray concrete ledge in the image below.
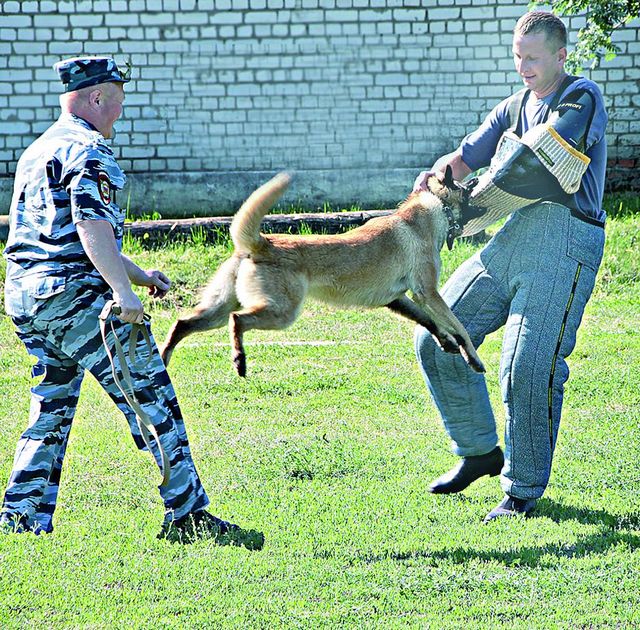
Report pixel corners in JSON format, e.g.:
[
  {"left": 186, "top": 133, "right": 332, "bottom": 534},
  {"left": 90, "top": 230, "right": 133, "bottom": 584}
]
[{"left": 0, "top": 168, "right": 419, "bottom": 218}]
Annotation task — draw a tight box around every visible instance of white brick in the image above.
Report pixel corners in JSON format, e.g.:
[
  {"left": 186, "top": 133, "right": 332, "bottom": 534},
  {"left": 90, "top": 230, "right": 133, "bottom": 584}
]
[
  {"left": 74, "top": 0, "right": 97, "bottom": 10},
  {"left": 70, "top": 14, "right": 104, "bottom": 26},
  {"left": 2, "top": 15, "right": 33, "bottom": 27},
  {"left": 175, "top": 12, "right": 209, "bottom": 25},
  {"left": 122, "top": 41, "right": 155, "bottom": 53},
  {"left": 246, "top": 11, "right": 280, "bottom": 24},
  {"left": 464, "top": 6, "right": 495, "bottom": 19},
  {"left": 140, "top": 13, "right": 174, "bottom": 25},
  {"left": 54, "top": 1, "right": 74, "bottom": 12},
  {"left": 2, "top": 0, "right": 21, "bottom": 11},
  {"left": 496, "top": 5, "right": 525, "bottom": 19},
  {"left": 426, "top": 7, "right": 460, "bottom": 20},
  {"left": 14, "top": 42, "right": 48, "bottom": 55},
  {"left": 211, "top": 12, "right": 243, "bottom": 25},
  {"left": 49, "top": 42, "right": 83, "bottom": 54},
  {"left": 53, "top": 28, "right": 72, "bottom": 40},
  {"left": 36, "top": 14, "right": 70, "bottom": 28},
  {"left": 4, "top": 122, "right": 32, "bottom": 135},
  {"left": 35, "top": 28, "right": 53, "bottom": 42},
  {"left": 375, "top": 73, "right": 409, "bottom": 86},
  {"left": 393, "top": 9, "right": 427, "bottom": 21},
  {"left": 105, "top": 13, "right": 140, "bottom": 26},
  {"left": 73, "top": 28, "right": 91, "bottom": 39}
]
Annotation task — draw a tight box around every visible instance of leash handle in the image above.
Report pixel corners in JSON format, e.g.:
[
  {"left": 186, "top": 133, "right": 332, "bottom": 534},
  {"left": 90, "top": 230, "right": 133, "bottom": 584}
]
[
  {"left": 99, "top": 300, "right": 171, "bottom": 487},
  {"left": 99, "top": 302, "right": 153, "bottom": 369}
]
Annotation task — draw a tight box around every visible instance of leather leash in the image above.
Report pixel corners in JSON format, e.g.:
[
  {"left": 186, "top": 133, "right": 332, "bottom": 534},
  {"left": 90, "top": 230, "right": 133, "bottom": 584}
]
[{"left": 99, "top": 300, "right": 170, "bottom": 487}]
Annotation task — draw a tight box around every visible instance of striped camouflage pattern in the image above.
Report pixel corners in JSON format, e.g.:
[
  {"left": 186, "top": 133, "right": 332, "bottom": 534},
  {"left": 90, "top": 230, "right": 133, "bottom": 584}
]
[
  {"left": 54, "top": 56, "right": 131, "bottom": 93},
  {"left": 0, "top": 276, "right": 209, "bottom": 534},
  {"left": 1, "top": 114, "right": 209, "bottom": 534},
  {"left": 4, "top": 113, "right": 126, "bottom": 289}
]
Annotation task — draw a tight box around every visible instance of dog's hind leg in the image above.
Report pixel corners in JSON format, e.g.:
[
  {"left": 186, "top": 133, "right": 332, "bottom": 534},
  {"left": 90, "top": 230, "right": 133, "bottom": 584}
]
[
  {"left": 229, "top": 299, "right": 302, "bottom": 377},
  {"left": 160, "top": 256, "right": 241, "bottom": 365}
]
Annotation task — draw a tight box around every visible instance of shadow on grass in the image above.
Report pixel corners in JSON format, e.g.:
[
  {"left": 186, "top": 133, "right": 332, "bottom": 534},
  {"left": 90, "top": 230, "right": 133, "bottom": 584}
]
[
  {"left": 353, "top": 500, "right": 640, "bottom": 568},
  {"left": 391, "top": 531, "right": 640, "bottom": 568},
  {"left": 535, "top": 498, "right": 640, "bottom": 530}
]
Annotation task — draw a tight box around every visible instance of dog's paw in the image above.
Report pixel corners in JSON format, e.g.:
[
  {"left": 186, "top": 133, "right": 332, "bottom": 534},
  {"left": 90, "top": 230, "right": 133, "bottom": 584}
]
[
  {"left": 461, "top": 348, "right": 486, "bottom": 373},
  {"left": 433, "top": 331, "right": 460, "bottom": 354},
  {"left": 454, "top": 336, "right": 485, "bottom": 373},
  {"left": 434, "top": 332, "right": 485, "bottom": 373},
  {"left": 233, "top": 352, "right": 247, "bottom": 377}
]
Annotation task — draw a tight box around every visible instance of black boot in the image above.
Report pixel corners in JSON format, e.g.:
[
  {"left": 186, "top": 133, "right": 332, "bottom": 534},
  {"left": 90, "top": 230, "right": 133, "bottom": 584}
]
[
  {"left": 483, "top": 494, "right": 537, "bottom": 523},
  {"left": 429, "top": 446, "right": 504, "bottom": 494}
]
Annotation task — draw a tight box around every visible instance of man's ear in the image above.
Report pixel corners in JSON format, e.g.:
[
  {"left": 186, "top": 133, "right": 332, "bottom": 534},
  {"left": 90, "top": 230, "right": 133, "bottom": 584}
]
[
  {"left": 88, "top": 88, "right": 102, "bottom": 108},
  {"left": 558, "top": 46, "right": 567, "bottom": 65},
  {"left": 443, "top": 165, "right": 456, "bottom": 189}
]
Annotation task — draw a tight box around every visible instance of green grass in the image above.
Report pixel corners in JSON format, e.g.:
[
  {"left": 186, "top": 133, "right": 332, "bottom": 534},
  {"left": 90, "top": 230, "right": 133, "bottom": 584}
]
[{"left": 0, "top": 213, "right": 638, "bottom": 628}]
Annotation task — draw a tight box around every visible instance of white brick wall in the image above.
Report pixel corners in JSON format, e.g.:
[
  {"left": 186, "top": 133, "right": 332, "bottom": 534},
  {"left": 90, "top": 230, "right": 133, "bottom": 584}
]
[{"left": 0, "top": 1, "right": 638, "bottom": 214}]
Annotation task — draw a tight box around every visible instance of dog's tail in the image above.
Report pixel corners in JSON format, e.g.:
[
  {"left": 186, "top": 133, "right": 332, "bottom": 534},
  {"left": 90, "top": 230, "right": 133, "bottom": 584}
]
[{"left": 230, "top": 172, "right": 291, "bottom": 254}]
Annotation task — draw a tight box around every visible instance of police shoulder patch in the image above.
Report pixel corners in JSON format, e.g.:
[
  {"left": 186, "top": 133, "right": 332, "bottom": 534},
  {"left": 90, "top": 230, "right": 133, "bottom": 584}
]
[{"left": 97, "top": 171, "right": 111, "bottom": 205}]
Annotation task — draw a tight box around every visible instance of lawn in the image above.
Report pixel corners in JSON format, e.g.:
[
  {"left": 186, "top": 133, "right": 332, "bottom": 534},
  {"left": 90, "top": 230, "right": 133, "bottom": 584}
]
[{"left": 0, "top": 212, "right": 638, "bottom": 628}]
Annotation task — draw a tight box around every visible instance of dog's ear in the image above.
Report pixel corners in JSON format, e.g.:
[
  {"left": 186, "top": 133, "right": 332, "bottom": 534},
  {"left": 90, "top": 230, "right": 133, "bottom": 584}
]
[
  {"left": 443, "top": 165, "right": 457, "bottom": 189},
  {"left": 426, "top": 174, "right": 445, "bottom": 196}
]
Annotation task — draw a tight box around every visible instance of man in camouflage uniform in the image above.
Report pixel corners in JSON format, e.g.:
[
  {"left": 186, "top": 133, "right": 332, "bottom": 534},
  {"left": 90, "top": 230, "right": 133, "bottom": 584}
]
[{"left": 0, "top": 57, "right": 263, "bottom": 548}]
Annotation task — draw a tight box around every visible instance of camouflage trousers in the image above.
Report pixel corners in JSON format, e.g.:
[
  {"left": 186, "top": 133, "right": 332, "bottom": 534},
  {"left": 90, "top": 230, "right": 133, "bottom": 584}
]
[{"left": 1, "top": 274, "right": 209, "bottom": 534}]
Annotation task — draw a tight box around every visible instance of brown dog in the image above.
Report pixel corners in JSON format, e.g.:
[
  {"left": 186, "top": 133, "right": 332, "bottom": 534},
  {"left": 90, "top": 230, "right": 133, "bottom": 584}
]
[{"left": 160, "top": 170, "right": 484, "bottom": 375}]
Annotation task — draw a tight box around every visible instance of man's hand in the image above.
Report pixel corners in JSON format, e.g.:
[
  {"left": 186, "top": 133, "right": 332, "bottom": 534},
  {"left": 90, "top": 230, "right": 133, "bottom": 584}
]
[
  {"left": 121, "top": 255, "right": 171, "bottom": 299},
  {"left": 113, "top": 288, "right": 145, "bottom": 324},
  {"left": 413, "top": 170, "right": 441, "bottom": 193},
  {"left": 413, "top": 152, "right": 473, "bottom": 192},
  {"left": 140, "top": 270, "right": 171, "bottom": 299}
]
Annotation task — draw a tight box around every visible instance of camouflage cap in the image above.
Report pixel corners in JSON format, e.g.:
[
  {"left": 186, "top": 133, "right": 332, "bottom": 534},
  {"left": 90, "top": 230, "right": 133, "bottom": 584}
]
[{"left": 53, "top": 56, "right": 131, "bottom": 93}]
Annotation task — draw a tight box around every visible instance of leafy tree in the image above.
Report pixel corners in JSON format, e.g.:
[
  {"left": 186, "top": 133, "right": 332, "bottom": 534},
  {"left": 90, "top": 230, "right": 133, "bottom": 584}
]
[{"left": 530, "top": 0, "right": 640, "bottom": 72}]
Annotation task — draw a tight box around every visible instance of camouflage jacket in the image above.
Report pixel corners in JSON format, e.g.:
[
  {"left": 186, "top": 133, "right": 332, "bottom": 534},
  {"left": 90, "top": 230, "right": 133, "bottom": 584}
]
[{"left": 4, "top": 113, "right": 126, "bottom": 309}]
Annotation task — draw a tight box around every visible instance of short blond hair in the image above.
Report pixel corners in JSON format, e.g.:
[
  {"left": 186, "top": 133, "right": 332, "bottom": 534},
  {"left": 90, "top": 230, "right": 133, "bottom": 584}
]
[{"left": 515, "top": 11, "right": 567, "bottom": 52}]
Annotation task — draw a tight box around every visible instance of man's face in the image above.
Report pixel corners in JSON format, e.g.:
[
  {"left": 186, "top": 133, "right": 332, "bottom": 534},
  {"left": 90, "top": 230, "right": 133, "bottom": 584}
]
[
  {"left": 512, "top": 31, "right": 566, "bottom": 97},
  {"left": 97, "top": 82, "right": 125, "bottom": 138}
]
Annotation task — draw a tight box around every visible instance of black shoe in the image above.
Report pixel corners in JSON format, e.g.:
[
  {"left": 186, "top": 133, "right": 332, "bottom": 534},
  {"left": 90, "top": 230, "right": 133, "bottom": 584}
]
[
  {"left": 483, "top": 494, "right": 537, "bottom": 523},
  {"left": 429, "top": 446, "right": 504, "bottom": 494},
  {"left": 158, "top": 510, "right": 265, "bottom": 550}
]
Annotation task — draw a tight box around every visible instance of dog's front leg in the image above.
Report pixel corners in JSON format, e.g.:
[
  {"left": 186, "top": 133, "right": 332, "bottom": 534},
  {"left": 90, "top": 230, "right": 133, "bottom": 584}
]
[
  {"left": 411, "top": 290, "right": 485, "bottom": 374},
  {"left": 386, "top": 296, "right": 459, "bottom": 352},
  {"left": 386, "top": 294, "right": 477, "bottom": 366},
  {"left": 403, "top": 263, "right": 485, "bottom": 372}
]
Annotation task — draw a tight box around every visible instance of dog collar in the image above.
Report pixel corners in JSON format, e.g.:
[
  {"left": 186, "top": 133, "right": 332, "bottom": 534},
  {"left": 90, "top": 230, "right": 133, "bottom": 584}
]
[
  {"left": 444, "top": 204, "right": 461, "bottom": 250},
  {"left": 448, "top": 178, "right": 488, "bottom": 247}
]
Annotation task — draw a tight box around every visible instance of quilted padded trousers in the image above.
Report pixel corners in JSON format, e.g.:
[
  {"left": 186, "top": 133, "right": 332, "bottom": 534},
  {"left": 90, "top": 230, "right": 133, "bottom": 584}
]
[{"left": 414, "top": 203, "right": 605, "bottom": 500}]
